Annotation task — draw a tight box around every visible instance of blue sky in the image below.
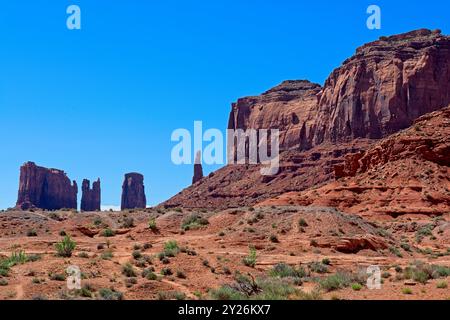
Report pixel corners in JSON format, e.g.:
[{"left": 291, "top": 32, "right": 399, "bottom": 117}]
[{"left": 0, "top": 0, "right": 449, "bottom": 209}]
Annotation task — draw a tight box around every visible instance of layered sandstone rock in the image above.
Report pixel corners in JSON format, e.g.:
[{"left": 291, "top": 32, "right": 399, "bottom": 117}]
[
  {"left": 81, "top": 179, "right": 101, "bottom": 212},
  {"left": 228, "top": 80, "right": 321, "bottom": 151},
  {"left": 312, "top": 235, "right": 388, "bottom": 253},
  {"left": 163, "top": 29, "right": 450, "bottom": 209},
  {"left": 162, "top": 140, "right": 370, "bottom": 209},
  {"left": 16, "top": 162, "right": 78, "bottom": 210},
  {"left": 262, "top": 106, "right": 450, "bottom": 217},
  {"left": 121, "top": 173, "right": 146, "bottom": 210},
  {"left": 335, "top": 106, "right": 450, "bottom": 179},
  {"left": 228, "top": 30, "right": 450, "bottom": 150},
  {"left": 313, "top": 29, "right": 450, "bottom": 145}
]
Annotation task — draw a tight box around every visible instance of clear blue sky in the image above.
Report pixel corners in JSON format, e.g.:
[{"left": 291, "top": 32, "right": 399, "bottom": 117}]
[{"left": 0, "top": 0, "right": 449, "bottom": 209}]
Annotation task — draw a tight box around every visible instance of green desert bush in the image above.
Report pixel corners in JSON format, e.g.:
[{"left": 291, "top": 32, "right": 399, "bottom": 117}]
[
  {"left": 181, "top": 214, "right": 209, "bottom": 231},
  {"left": 101, "top": 251, "right": 114, "bottom": 260},
  {"left": 319, "top": 272, "right": 363, "bottom": 292},
  {"left": 49, "top": 273, "right": 66, "bottom": 281},
  {"left": 161, "top": 268, "right": 173, "bottom": 276},
  {"left": 242, "top": 247, "right": 257, "bottom": 268},
  {"left": 55, "top": 236, "right": 76, "bottom": 257},
  {"left": 309, "top": 261, "right": 329, "bottom": 274},
  {"left": 121, "top": 217, "right": 135, "bottom": 228},
  {"left": 157, "top": 291, "right": 186, "bottom": 300},
  {"left": 351, "top": 283, "right": 363, "bottom": 291},
  {"left": 402, "top": 287, "right": 413, "bottom": 295},
  {"left": 102, "top": 228, "right": 116, "bottom": 237},
  {"left": 148, "top": 218, "right": 158, "bottom": 231},
  {"left": 122, "top": 263, "right": 137, "bottom": 278},
  {"left": 164, "top": 240, "right": 180, "bottom": 257},
  {"left": 269, "top": 263, "right": 307, "bottom": 279},
  {"left": 98, "top": 288, "right": 123, "bottom": 300},
  {"left": 209, "top": 273, "right": 302, "bottom": 301}
]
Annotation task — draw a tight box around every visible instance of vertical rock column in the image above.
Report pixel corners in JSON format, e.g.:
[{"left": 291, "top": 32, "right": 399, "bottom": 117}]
[
  {"left": 121, "top": 173, "right": 146, "bottom": 210},
  {"left": 192, "top": 151, "right": 204, "bottom": 184},
  {"left": 81, "top": 179, "right": 101, "bottom": 211}
]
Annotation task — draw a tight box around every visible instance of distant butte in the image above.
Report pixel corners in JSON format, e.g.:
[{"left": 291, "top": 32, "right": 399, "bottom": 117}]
[
  {"left": 162, "top": 29, "right": 450, "bottom": 210},
  {"left": 121, "top": 173, "right": 147, "bottom": 210},
  {"left": 81, "top": 178, "right": 101, "bottom": 212},
  {"left": 16, "top": 162, "right": 78, "bottom": 210}
]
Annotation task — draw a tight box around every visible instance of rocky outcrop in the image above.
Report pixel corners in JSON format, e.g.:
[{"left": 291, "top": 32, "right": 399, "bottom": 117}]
[
  {"left": 262, "top": 106, "right": 450, "bottom": 217},
  {"left": 81, "top": 179, "right": 101, "bottom": 211},
  {"left": 192, "top": 151, "right": 204, "bottom": 184},
  {"left": 163, "top": 29, "right": 450, "bottom": 209},
  {"left": 228, "top": 80, "right": 321, "bottom": 151},
  {"left": 228, "top": 29, "right": 450, "bottom": 150},
  {"left": 311, "top": 235, "right": 388, "bottom": 253},
  {"left": 313, "top": 29, "right": 450, "bottom": 146},
  {"left": 16, "top": 162, "right": 78, "bottom": 210},
  {"left": 335, "top": 106, "right": 450, "bottom": 179},
  {"left": 121, "top": 173, "right": 146, "bottom": 210},
  {"left": 162, "top": 140, "right": 370, "bottom": 209},
  {"left": 77, "top": 226, "right": 99, "bottom": 238}
]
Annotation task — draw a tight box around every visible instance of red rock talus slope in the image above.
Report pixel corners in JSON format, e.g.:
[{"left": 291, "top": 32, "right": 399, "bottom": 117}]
[
  {"left": 260, "top": 107, "right": 450, "bottom": 218},
  {"left": 16, "top": 162, "right": 78, "bottom": 210},
  {"left": 163, "top": 140, "right": 371, "bottom": 209},
  {"left": 163, "top": 29, "right": 450, "bottom": 209}
]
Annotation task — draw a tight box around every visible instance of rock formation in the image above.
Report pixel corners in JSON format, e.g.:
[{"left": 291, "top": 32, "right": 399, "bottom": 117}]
[
  {"left": 261, "top": 106, "right": 450, "bottom": 217},
  {"left": 228, "top": 80, "right": 321, "bottom": 151},
  {"left": 121, "top": 173, "right": 146, "bottom": 210},
  {"left": 192, "top": 151, "right": 204, "bottom": 184},
  {"left": 335, "top": 106, "right": 450, "bottom": 179},
  {"left": 311, "top": 235, "right": 388, "bottom": 254},
  {"left": 163, "top": 29, "right": 450, "bottom": 209},
  {"left": 228, "top": 29, "right": 450, "bottom": 151},
  {"left": 312, "top": 29, "right": 450, "bottom": 146},
  {"left": 81, "top": 179, "right": 101, "bottom": 211},
  {"left": 16, "top": 162, "right": 78, "bottom": 210}
]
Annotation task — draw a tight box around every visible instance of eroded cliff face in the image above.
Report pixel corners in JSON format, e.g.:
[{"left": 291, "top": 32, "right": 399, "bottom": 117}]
[
  {"left": 81, "top": 179, "right": 101, "bottom": 212},
  {"left": 334, "top": 106, "right": 450, "bottom": 179},
  {"left": 121, "top": 173, "right": 146, "bottom": 210},
  {"left": 228, "top": 29, "right": 450, "bottom": 150},
  {"left": 313, "top": 29, "right": 450, "bottom": 145},
  {"left": 16, "top": 162, "right": 78, "bottom": 210},
  {"left": 261, "top": 106, "right": 450, "bottom": 217},
  {"left": 227, "top": 80, "right": 321, "bottom": 150},
  {"left": 164, "top": 29, "right": 450, "bottom": 209}
]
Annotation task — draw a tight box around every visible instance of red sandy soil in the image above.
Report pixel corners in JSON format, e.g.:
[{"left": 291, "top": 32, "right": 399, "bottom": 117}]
[{"left": 0, "top": 207, "right": 448, "bottom": 300}]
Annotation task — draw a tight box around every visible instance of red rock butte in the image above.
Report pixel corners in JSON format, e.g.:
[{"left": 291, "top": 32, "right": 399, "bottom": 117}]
[
  {"left": 121, "top": 173, "right": 147, "bottom": 210},
  {"left": 81, "top": 179, "right": 101, "bottom": 212},
  {"left": 162, "top": 29, "right": 450, "bottom": 210},
  {"left": 16, "top": 162, "right": 78, "bottom": 210}
]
